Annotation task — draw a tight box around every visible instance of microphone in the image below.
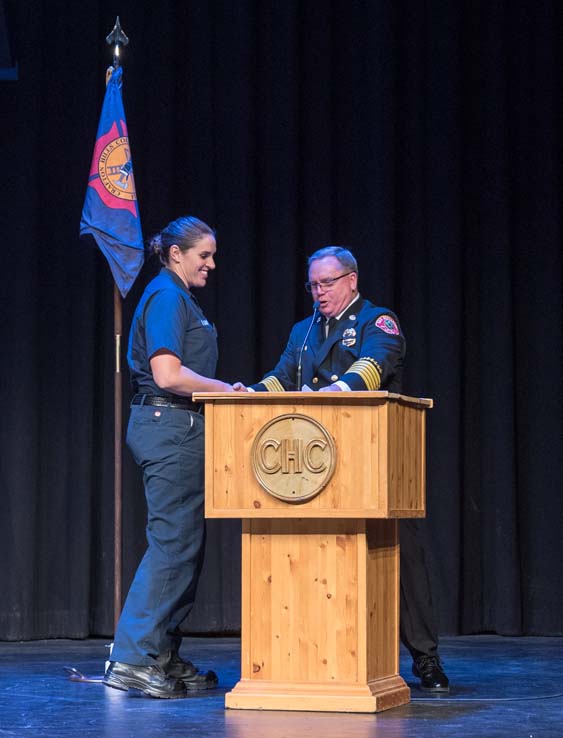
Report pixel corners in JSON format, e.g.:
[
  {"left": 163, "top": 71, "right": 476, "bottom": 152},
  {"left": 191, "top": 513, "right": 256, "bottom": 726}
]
[{"left": 296, "top": 301, "right": 320, "bottom": 390}]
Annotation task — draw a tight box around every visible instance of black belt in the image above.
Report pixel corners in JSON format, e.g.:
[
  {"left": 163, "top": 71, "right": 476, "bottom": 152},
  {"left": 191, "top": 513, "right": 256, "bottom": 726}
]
[{"left": 131, "top": 394, "right": 202, "bottom": 413}]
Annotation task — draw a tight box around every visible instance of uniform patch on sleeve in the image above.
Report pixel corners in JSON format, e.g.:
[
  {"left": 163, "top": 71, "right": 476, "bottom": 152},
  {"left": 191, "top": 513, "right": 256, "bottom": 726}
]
[{"left": 375, "top": 315, "right": 400, "bottom": 335}]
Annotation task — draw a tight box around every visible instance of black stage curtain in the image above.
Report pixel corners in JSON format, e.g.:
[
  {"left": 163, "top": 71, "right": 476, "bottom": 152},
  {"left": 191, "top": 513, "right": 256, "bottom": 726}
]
[{"left": 0, "top": 0, "right": 561, "bottom": 640}]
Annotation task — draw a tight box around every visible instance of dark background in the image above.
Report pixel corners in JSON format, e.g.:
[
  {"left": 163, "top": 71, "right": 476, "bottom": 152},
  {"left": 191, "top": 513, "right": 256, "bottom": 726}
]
[{"left": 1, "top": 0, "right": 561, "bottom": 641}]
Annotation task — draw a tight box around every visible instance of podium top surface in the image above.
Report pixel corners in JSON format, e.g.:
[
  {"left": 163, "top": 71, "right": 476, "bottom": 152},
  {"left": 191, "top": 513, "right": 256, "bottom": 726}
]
[{"left": 193, "top": 390, "right": 433, "bottom": 409}]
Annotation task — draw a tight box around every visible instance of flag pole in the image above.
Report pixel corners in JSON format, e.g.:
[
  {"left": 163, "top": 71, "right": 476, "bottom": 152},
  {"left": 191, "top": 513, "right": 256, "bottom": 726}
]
[
  {"left": 112, "top": 282, "right": 123, "bottom": 631},
  {"left": 78, "top": 18, "right": 144, "bottom": 668},
  {"left": 106, "top": 17, "right": 129, "bottom": 631}
]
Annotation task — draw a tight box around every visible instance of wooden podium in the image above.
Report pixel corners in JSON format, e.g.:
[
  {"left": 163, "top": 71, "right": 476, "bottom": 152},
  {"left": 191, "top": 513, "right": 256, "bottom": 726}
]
[{"left": 193, "top": 391, "right": 432, "bottom": 713}]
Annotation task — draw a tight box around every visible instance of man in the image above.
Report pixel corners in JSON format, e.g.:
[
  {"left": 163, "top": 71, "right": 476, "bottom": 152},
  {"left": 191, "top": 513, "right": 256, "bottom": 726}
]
[{"left": 234, "top": 245, "right": 449, "bottom": 692}]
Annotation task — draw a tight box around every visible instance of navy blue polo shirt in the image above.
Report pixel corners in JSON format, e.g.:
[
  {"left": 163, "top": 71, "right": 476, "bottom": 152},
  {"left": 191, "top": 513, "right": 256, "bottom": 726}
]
[{"left": 127, "top": 268, "right": 218, "bottom": 396}]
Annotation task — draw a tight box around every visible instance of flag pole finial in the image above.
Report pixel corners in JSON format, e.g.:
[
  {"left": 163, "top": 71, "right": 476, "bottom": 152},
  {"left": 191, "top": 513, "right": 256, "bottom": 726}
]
[{"left": 106, "top": 16, "right": 129, "bottom": 69}]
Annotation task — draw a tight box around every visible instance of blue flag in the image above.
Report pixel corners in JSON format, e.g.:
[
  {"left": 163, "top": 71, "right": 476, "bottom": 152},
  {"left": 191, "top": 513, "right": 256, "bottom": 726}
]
[{"left": 80, "top": 65, "right": 144, "bottom": 297}]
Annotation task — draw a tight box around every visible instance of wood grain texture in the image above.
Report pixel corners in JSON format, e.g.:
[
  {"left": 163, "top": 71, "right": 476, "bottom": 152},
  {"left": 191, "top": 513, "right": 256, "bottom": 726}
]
[
  {"left": 196, "top": 394, "right": 429, "bottom": 713},
  {"left": 198, "top": 394, "right": 428, "bottom": 519},
  {"left": 225, "top": 676, "right": 410, "bottom": 713},
  {"left": 230, "top": 519, "right": 409, "bottom": 713}
]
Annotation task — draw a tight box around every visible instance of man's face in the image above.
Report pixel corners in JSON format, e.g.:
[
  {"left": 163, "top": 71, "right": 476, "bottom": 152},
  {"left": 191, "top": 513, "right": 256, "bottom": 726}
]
[{"left": 307, "top": 256, "right": 357, "bottom": 318}]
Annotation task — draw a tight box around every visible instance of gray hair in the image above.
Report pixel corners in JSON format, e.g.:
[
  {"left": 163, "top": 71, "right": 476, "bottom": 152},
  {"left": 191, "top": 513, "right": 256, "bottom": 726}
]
[{"left": 307, "top": 246, "right": 358, "bottom": 275}]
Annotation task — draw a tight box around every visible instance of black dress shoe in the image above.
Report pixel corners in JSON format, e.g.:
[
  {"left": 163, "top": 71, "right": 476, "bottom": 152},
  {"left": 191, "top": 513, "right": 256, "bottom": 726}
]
[
  {"left": 412, "top": 655, "right": 450, "bottom": 692},
  {"left": 158, "top": 652, "right": 219, "bottom": 691},
  {"left": 103, "top": 661, "right": 187, "bottom": 699}
]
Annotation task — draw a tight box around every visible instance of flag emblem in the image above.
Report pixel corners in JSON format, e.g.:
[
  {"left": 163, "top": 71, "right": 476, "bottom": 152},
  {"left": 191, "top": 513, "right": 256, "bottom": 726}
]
[
  {"left": 88, "top": 120, "right": 137, "bottom": 210},
  {"left": 94, "top": 123, "right": 137, "bottom": 204}
]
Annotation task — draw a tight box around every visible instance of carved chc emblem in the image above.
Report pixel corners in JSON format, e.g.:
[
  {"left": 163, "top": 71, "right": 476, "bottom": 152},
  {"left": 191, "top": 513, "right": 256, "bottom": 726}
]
[{"left": 251, "top": 414, "right": 336, "bottom": 502}]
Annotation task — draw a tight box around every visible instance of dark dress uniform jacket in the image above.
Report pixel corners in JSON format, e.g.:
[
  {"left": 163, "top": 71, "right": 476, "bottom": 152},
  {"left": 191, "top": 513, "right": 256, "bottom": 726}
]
[{"left": 252, "top": 296, "right": 405, "bottom": 392}]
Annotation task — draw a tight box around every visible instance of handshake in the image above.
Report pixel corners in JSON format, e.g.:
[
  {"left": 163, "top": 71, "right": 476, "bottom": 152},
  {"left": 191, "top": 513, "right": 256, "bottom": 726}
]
[{"left": 228, "top": 382, "right": 342, "bottom": 393}]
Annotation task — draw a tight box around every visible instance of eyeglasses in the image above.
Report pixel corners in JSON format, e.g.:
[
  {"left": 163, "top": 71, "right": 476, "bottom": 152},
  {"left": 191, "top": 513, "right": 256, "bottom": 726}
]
[{"left": 304, "top": 271, "right": 354, "bottom": 293}]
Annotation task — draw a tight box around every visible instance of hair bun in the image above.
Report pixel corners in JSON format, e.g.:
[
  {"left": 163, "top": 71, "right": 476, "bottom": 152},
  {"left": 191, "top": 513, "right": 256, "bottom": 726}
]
[{"left": 150, "top": 234, "right": 163, "bottom": 255}]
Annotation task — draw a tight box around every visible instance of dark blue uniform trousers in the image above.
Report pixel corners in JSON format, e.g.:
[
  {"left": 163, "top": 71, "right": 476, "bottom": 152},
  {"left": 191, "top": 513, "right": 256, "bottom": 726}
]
[
  {"left": 111, "top": 406, "right": 206, "bottom": 666},
  {"left": 400, "top": 518, "right": 440, "bottom": 659}
]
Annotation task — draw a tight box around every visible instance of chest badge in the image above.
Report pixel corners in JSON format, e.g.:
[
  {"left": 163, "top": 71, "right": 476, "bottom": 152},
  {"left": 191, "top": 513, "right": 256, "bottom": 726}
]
[{"left": 342, "top": 327, "right": 356, "bottom": 347}]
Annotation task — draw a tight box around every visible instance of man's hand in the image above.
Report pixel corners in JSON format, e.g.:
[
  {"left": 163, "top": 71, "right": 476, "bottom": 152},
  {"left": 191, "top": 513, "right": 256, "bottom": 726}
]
[
  {"left": 318, "top": 384, "right": 342, "bottom": 392},
  {"left": 233, "top": 382, "right": 249, "bottom": 392}
]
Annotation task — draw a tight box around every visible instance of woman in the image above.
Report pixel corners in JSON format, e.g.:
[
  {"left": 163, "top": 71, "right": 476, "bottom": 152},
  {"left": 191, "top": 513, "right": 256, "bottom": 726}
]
[{"left": 104, "top": 215, "right": 233, "bottom": 699}]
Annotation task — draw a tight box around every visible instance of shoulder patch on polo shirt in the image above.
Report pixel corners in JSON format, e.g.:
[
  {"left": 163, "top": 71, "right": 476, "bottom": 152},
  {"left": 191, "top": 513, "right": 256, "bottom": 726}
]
[{"left": 375, "top": 315, "right": 399, "bottom": 335}]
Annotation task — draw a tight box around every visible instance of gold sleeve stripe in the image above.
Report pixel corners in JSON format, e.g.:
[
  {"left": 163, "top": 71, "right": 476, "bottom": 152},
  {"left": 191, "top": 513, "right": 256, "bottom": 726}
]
[
  {"left": 261, "top": 376, "right": 286, "bottom": 392},
  {"left": 346, "top": 358, "right": 382, "bottom": 391}
]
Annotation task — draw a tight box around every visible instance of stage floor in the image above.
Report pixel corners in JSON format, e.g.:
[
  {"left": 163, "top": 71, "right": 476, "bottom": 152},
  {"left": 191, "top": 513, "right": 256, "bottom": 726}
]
[{"left": 0, "top": 635, "right": 561, "bottom": 737}]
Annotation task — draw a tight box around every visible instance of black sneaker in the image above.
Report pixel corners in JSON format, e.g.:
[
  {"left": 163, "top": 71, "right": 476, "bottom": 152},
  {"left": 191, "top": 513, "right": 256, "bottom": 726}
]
[
  {"left": 158, "top": 652, "right": 219, "bottom": 691},
  {"left": 412, "top": 655, "right": 450, "bottom": 692},
  {"left": 103, "top": 661, "right": 187, "bottom": 699}
]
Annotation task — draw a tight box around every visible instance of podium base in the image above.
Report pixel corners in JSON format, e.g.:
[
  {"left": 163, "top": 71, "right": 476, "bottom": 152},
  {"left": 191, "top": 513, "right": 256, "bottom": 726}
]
[{"left": 225, "top": 676, "right": 410, "bottom": 713}]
